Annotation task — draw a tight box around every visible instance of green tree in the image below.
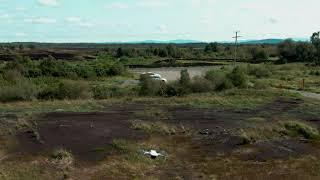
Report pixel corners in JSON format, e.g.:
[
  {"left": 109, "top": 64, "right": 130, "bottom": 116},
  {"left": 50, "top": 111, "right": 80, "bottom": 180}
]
[
  {"left": 311, "top": 32, "right": 320, "bottom": 64},
  {"left": 296, "top": 42, "right": 316, "bottom": 62},
  {"left": 116, "top": 48, "right": 124, "bottom": 58},
  {"left": 205, "top": 42, "right": 219, "bottom": 53},
  {"left": 277, "top": 39, "right": 297, "bottom": 63},
  {"left": 249, "top": 47, "right": 269, "bottom": 62}
]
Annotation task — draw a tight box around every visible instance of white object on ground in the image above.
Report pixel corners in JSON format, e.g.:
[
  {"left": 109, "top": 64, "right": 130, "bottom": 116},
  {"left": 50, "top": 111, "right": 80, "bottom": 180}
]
[{"left": 143, "top": 150, "right": 165, "bottom": 159}]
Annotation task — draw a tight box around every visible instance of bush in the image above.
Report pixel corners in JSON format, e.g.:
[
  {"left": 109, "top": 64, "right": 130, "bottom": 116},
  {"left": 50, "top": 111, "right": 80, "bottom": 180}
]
[
  {"left": 205, "top": 69, "right": 233, "bottom": 91},
  {"left": 108, "top": 63, "right": 127, "bottom": 76},
  {"left": 227, "top": 66, "right": 248, "bottom": 88},
  {"left": 179, "top": 69, "right": 191, "bottom": 86},
  {"left": 3, "top": 69, "right": 22, "bottom": 82},
  {"left": 139, "top": 75, "right": 166, "bottom": 96},
  {"left": 253, "top": 79, "right": 269, "bottom": 89},
  {"left": 310, "top": 70, "right": 320, "bottom": 76},
  {"left": 189, "top": 76, "right": 214, "bottom": 93},
  {"left": 51, "top": 148, "right": 73, "bottom": 169},
  {"left": 37, "top": 84, "right": 60, "bottom": 100},
  {"left": 247, "top": 65, "right": 272, "bottom": 78},
  {"left": 92, "top": 85, "right": 137, "bottom": 99},
  {"left": 56, "top": 80, "right": 91, "bottom": 100},
  {"left": 0, "top": 80, "right": 38, "bottom": 102}
]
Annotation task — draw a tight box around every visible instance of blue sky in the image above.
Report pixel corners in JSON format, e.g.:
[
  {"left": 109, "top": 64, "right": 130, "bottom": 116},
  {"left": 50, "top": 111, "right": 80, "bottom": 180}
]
[{"left": 0, "top": 0, "right": 318, "bottom": 42}]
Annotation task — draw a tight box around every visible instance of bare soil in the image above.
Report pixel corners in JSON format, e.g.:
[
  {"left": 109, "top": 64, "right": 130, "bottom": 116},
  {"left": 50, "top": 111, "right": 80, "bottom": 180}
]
[{"left": 14, "top": 97, "right": 319, "bottom": 165}]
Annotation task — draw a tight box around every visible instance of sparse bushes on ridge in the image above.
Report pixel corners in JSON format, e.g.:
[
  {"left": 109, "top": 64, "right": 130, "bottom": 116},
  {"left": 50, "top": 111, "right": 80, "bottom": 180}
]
[{"left": 0, "top": 57, "right": 128, "bottom": 80}]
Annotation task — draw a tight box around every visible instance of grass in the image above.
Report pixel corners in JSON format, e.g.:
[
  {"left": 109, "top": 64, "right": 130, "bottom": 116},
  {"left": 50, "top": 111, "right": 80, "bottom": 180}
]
[
  {"left": 0, "top": 88, "right": 298, "bottom": 116},
  {"left": 296, "top": 98, "right": 320, "bottom": 117},
  {"left": 131, "top": 120, "right": 188, "bottom": 135},
  {"left": 282, "top": 121, "right": 320, "bottom": 139},
  {"left": 0, "top": 63, "right": 319, "bottom": 179},
  {"left": 238, "top": 119, "right": 320, "bottom": 144},
  {"left": 0, "top": 161, "right": 62, "bottom": 180},
  {"left": 50, "top": 148, "right": 74, "bottom": 170},
  {"left": 133, "top": 108, "right": 171, "bottom": 120}
]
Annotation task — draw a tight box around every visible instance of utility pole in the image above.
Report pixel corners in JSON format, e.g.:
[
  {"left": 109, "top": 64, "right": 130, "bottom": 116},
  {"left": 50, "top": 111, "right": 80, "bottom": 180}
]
[{"left": 232, "top": 31, "right": 242, "bottom": 67}]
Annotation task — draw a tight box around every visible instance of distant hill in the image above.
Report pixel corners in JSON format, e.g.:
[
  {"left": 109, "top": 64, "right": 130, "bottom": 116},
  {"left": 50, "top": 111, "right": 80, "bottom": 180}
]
[
  {"left": 103, "top": 39, "right": 203, "bottom": 44},
  {"left": 239, "top": 39, "right": 284, "bottom": 44},
  {"left": 239, "top": 38, "right": 308, "bottom": 45},
  {"left": 139, "top": 39, "right": 203, "bottom": 44},
  {"left": 102, "top": 38, "right": 308, "bottom": 45}
]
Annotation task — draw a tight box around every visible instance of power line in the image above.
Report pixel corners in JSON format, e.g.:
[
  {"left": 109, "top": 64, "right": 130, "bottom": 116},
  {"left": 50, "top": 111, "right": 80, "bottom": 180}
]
[{"left": 232, "top": 31, "right": 242, "bottom": 67}]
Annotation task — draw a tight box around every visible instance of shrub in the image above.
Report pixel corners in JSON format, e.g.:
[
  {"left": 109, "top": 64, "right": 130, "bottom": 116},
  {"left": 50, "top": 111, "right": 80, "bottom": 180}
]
[
  {"left": 37, "top": 84, "right": 60, "bottom": 100},
  {"left": 247, "top": 65, "right": 272, "bottom": 78},
  {"left": 253, "top": 79, "right": 269, "bottom": 89},
  {"left": 139, "top": 75, "right": 166, "bottom": 96},
  {"left": 0, "top": 79, "right": 38, "bottom": 102},
  {"left": 108, "top": 62, "right": 126, "bottom": 76},
  {"left": 3, "top": 69, "right": 22, "bottom": 82},
  {"left": 179, "top": 69, "right": 191, "bottom": 86},
  {"left": 189, "top": 76, "right": 214, "bottom": 93},
  {"left": 227, "top": 66, "right": 248, "bottom": 88},
  {"left": 310, "top": 70, "right": 320, "bottom": 76},
  {"left": 92, "top": 85, "right": 137, "bottom": 99},
  {"left": 165, "top": 82, "right": 180, "bottom": 97},
  {"left": 56, "top": 80, "right": 91, "bottom": 100},
  {"left": 205, "top": 70, "right": 233, "bottom": 91},
  {"left": 51, "top": 148, "right": 73, "bottom": 169}
]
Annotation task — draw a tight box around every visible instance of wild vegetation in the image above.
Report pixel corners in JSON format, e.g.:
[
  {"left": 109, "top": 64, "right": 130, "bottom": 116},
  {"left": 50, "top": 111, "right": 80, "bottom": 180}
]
[{"left": 0, "top": 32, "right": 319, "bottom": 179}]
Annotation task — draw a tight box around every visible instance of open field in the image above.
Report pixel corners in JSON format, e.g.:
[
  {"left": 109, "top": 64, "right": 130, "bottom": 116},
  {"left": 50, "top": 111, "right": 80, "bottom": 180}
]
[
  {"left": 0, "top": 46, "right": 319, "bottom": 179},
  {"left": 0, "top": 87, "right": 320, "bottom": 179}
]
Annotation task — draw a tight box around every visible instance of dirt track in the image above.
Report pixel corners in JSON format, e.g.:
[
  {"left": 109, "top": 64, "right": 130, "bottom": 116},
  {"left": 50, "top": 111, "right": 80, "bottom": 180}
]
[{"left": 130, "top": 66, "right": 221, "bottom": 81}]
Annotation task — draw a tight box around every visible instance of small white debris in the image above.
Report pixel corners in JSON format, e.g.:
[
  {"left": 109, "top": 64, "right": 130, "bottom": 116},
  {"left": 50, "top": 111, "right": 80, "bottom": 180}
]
[{"left": 143, "top": 150, "right": 165, "bottom": 159}]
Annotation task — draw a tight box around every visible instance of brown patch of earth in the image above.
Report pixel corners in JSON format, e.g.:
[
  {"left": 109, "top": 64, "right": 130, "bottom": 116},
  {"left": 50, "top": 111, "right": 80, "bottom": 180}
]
[
  {"left": 17, "top": 112, "right": 147, "bottom": 162},
  {"left": 14, "top": 97, "right": 318, "bottom": 165}
]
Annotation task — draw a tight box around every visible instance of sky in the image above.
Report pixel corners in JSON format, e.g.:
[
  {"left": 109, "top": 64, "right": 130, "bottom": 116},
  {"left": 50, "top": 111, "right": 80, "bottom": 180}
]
[{"left": 0, "top": 0, "right": 319, "bottom": 42}]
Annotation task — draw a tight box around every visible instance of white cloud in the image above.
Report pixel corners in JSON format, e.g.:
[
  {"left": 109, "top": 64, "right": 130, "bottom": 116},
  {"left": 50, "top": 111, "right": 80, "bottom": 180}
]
[
  {"left": 157, "top": 24, "right": 168, "bottom": 34},
  {"left": 15, "top": 32, "right": 27, "bottom": 37},
  {"left": 65, "top": 17, "right": 94, "bottom": 28},
  {"left": 0, "top": 14, "right": 9, "bottom": 19},
  {"left": 104, "top": 2, "right": 129, "bottom": 10},
  {"left": 66, "top": 17, "right": 81, "bottom": 23},
  {"left": 38, "top": 0, "right": 59, "bottom": 7},
  {"left": 16, "top": 7, "right": 27, "bottom": 11},
  {"left": 137, "top": 0, "right": 168, "bottom": 8},
  {"left": 25, "top": 17, "right": 57, "bottom": 24}
]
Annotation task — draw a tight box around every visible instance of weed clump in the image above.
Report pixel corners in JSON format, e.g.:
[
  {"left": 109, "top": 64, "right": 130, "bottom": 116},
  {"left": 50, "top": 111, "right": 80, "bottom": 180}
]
[
  {"left": 282, "top": 121, "right": 320, "bottom": 140},
  {"left": 131, "top": 120, "right": 186, "bottom": 135},
  {"left": 51, "top": 148, "right": 74, "bottom": 169}
]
